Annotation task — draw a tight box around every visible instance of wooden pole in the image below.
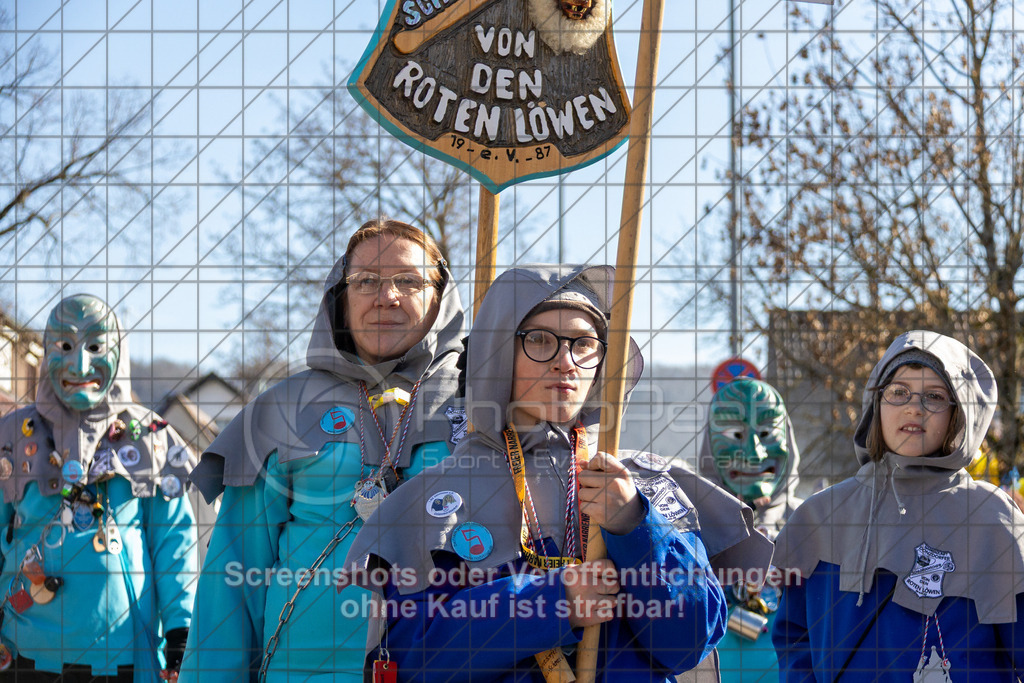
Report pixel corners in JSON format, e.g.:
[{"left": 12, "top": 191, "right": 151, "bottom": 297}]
[
  {"left": 575, "top": 0, "right": 665, "bottom": 680},
  {"left": 473, "top": 186, "right": 500, "bottom": 318}
]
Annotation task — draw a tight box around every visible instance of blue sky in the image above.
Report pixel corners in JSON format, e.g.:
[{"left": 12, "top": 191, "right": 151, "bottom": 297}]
[{"left": 2, "top": 0, "right": 834, "bottom": 380}]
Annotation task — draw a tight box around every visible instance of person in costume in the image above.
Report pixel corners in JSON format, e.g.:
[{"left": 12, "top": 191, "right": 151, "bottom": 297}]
[
  {"left": 685, "top": 378, "right": 803, "bottom": 682},
  {"left": 345, "top": 265, "right": 773, "bottom": 682},
  {"left": 0, "top": 294, "right": 198, "bottom": 681},
  {"left": 773, "top": 331, "right": 1024, "bottom": 681},
  {"left": 178, "top": 219, "right": 465, "bottom": 681}
]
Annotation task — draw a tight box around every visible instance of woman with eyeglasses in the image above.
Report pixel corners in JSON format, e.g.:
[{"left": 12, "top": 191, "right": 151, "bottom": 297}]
[
  {"left": 773, "top": 331, "right": 1024, "bottom": 681},
  {"left": 179, "top": 219, "right": 465, "bottom": 681},
  {"left": 345, "top": 265, "right": 773, "bottom": 681}
]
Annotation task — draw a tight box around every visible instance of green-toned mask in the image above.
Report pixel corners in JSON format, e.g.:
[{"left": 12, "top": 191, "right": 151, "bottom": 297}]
[
  {"left": 45, "top": 295, "right": 121, "bottom": 412},
  {"left": 709, "top": 378, "right": 790, "bottom": 503}
]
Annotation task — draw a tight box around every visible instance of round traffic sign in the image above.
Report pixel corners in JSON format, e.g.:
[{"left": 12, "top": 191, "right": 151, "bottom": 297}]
[{"left": 711, "top": 357, "right": 761, "bottom": 392}]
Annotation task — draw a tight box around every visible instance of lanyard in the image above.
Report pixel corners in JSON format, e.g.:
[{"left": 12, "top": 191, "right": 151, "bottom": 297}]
[
  {"left": 502, "top": 425, "right": 589, "bottom": 570},
  {"left": 357, "top": 380, "right": 421, "bottom": 483}
]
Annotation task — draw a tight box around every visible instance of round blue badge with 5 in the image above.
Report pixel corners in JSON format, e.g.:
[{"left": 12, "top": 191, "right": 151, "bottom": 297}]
[{"left": 61, "top": 460, "right": 84, "bottom": 484}]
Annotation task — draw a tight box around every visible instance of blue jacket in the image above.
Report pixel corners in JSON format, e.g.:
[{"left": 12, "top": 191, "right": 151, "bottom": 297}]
[
  {"left": 774, "top": 562, "right": 1024, "bottom": 681},
  {"left": 178, "top": 441, "right": 449, "bottom": 683},
  {"left": 375, "top": 499, "right": 728, "bottom": 682}
]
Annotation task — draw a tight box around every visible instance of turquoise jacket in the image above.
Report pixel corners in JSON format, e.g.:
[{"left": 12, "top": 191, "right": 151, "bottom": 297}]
[
  {"left": 179, "top": 441, "right": 449, "bottom": 682},
  {"left": 717, "top": 613, "right": 778, "bottom": 682},
  {"left": 0, "top": 477, "right": 196, "bottom": 674},
  {"left": 0, "top": 321, "right": 199, "bottom": 678}
]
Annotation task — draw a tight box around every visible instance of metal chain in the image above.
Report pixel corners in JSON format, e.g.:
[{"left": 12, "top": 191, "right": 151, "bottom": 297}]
[{"left": 258, "top": 519, "right": 358, "bottom": 682}]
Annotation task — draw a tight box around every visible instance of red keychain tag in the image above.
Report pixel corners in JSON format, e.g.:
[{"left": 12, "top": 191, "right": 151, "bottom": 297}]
[
  {"left": 372, "top": 659, "right": 397, "bottom": 683},
  {"left": 9, "top": 587, "right": 33, "bottom": 613}
]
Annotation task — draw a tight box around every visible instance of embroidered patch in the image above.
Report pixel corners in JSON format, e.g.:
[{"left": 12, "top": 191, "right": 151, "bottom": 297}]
[
  {"left": 904, "top": 543, "right": 955, "bottom": 599},
  {"left": 427, "top": 490, "right": 463, "bottom": 517},
  {"left": 632, "top": 452, "right": 671, "bottom": 473},
  {"left": 73, "top": 502, "right": 94, "bottom": 531},
  {"left": 451, "top": 522, "right": 493, "bottom": 562},
  {"left": 634, "top": 475, "right": 690, "bottom": 522},
  {"left": 320, "top": 406, "right": 355, "bottom": 435},
  {"left": 445, "top": 406, "right": 468, "bottom": 446}
]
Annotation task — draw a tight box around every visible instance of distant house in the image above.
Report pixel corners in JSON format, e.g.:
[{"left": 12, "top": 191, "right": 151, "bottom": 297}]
[
  {"left": 0, "top": 311, "right": 43, "bottom": 416},
  {"left": 160, "top": 393, "right": 221, "bottom": 454},
  {"left": 160, "top": 372, "right": 248, "bottom": 437},
  {"left": 157, "top": 372, "right": 248, "bottom": 567}
]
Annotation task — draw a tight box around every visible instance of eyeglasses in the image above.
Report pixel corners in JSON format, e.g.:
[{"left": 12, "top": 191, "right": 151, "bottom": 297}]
[
  {"left": 515, "top": 329, "right": 607, "bottom": 369},
  {"left": 346, "top": 272, "right": 434, "bottom": 296},
  {"left": 880, "top": 383, "right": 955, "bottom": 413}
]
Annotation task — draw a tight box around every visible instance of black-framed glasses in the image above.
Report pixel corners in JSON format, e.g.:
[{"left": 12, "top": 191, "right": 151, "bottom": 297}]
[
  {"left": 880, "top": 383, "right": 955, "bottom": 413},
  {"left": 346, "top": 272, "right": 433, "bottom": 295},
  {"left": 515, "top": 329, "right": 607, "bottom": 369}
]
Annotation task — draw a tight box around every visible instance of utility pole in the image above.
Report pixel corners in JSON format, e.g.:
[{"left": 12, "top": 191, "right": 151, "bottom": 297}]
[{"left": 728, "top": 0, "right": 741, "bottom": 357}]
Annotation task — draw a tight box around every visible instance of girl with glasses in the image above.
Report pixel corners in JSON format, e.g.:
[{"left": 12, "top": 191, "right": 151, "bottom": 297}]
[
  {"left": 346, "top": 265, "right": 772, "bottom": 681},
  {"left": 773, "top": 331, "right": 1024, "bottom": 681}
]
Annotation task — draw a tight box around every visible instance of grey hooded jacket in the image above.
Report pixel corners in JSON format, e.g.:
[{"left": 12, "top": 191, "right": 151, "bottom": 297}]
[{"left": 774, "top": 330, "right": 1024, "bottom": 623}]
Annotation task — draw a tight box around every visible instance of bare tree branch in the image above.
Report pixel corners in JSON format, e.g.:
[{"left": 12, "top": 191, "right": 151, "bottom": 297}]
[
  {"left": 0, "top": 12, "right": 154, "bottom": 251},
  {"left": 741, "top": 0, "right": 1024, "bottom": 475}
]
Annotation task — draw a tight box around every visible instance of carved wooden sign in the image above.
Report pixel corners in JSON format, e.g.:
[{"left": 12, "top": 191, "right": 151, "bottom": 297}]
[{"left": 349, "top": 0, "right": 631, "bottom": 193}]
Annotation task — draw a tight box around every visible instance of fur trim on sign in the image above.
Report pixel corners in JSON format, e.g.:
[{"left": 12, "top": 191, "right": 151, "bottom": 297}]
[{"left": 528, "top": 0, "right": 609, "bottom": 55}]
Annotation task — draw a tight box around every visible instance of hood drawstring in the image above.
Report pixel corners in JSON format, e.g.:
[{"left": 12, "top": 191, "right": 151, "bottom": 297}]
[{"left": 891, "top": 461, "right": 908, "bottom": 516}]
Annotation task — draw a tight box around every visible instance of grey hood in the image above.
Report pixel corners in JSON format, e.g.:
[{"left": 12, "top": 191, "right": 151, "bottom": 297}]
[
  {"left": 190, "top": 252, "right": 465, "bottom": 502},
  {"left": 774, "top": 330, "right": 1024, "bottom": 623},
  {"left": 306, "top": 255, "right": 465, "bottom": 390},
  {"left": 0, "top": 304, "right": 195, "bottom": 503},
  {"left": 852, "top": 329, "right": 994, "bottom": 470}
]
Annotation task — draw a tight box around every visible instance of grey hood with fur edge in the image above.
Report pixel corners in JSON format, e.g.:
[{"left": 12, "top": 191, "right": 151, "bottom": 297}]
[
  {"left": 345, "top": 264, "right": 773, "bottom": 595},
  {"left": 189, "top": 252, "right": 465, "bottom": 503},
  {"left": 774, "top": 330, "right": 1024, "bottom": 623},
  {"left": 0, "top": 300, "right": 195, "bottom": 503},
  {"left": 696, "top": 388, "right": 803, "bottom": 536}
]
